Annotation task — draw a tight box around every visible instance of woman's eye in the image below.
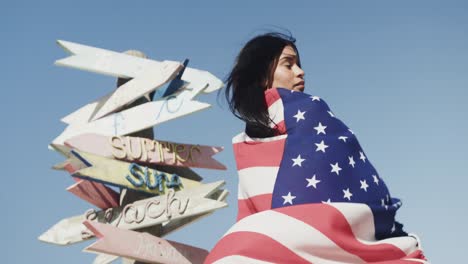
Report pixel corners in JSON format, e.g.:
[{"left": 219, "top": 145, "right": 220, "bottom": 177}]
[{"left": 285, "top": 64, "right": 292, "bottom": 69}]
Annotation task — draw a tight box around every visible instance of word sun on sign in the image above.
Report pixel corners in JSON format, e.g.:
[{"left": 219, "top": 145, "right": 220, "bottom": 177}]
[{"left": 41, "top": 40, "right": 229, "bottom": 264}]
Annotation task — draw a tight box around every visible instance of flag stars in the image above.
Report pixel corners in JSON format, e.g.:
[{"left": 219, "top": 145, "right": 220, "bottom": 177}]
[
  {"left": 348, "top": 156, "right": 356, "bottom": 168},
  {"left": 315, "top": 140, "right": 329, "bottom": 153},
  {"left": 322, "top": 198, "right": 332, "bottom": 204},
  {"left": 381, "top": 199, "right": 389, "bottom": 210},
  {"left": 314, "top": 122, "right": 327, "bottom": 135},
  {"left": 359, "top": 151, "right": 367, "bottom": 163},
  {"left": 360, "top": 180, "right": 369, "bottom": 192},
  {"left": 327, "top": 111, "right": 335, "bottom": 117},
  {"left": 343, "top": 188, "right": 353, "bottom": 201},
  {"left": 311, "top": 96, "right": 321, "bottom": 101},
  {"left": 292, "top": 154, "right": 305, "bottom": 167},
  {"left": 349, "top": 128, "right": 354, "bottom": 134},
  {"left": 330, "top": 162, "right": 342, "bottom": 175},
  {"left": 373, "top": 175, "right": 380, "bottom": 185},
  {"left": 338, "top": 136, "right": 348, "bottom": 142},
  {"left": 293, "top": 109, "right": 306, "bottom": 122},
  {"left": 282, "top": 192, "right": 296, "bottom": 205},
  {"left": 306, "top": 175, "right": 321, "bottom": 189}
]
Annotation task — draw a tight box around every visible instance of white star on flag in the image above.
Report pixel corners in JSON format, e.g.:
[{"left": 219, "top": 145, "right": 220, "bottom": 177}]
[
  {"left": 292, "top": 154, "right": 305, "bottom": 167},
  {"left": 293, "top": 109, "right": 306, "bottom": 122},
  {"left": 314, "top": 122, "right": 327, "bottom": 135},
  {"left": 306, "top": 175, "right": 321, "bottom": 189},
  {"left": 348, "top": 156, "right": 355, "bottom": 168},
  {"left": 360, "top": 179, "right": 369, "bottom": 192},
  {"left": 343, "top": 188, "right": 353, "bottom": 201},
  {"left": 311, "top": 96, "right": 320, "bottom": 101},
  {"left": 330, "top": 162, "right": 342, "bottom": 175},
  {"left": 322, "top": 198, "right": 332, "bottom": 204},
  {"left": 282, "top": 192, "right": 296, "bottom": 205},
  {"left": 315, "top": 140, "right": 329, "bottom": 153},
  {"left": 349, "top": 128, "right": 354, "bottom": 134},
  {"left": 327, "top": 111, "right": 335, "bottom": 117},
  {"left": 373, "top": 175, "right": 380, "bottom": 185},
  {"left": 359, "top": 151, "right": 367, "bottom": 162},
  {"left": 338, "top": 136, "right": 348, "bottom": 142}
]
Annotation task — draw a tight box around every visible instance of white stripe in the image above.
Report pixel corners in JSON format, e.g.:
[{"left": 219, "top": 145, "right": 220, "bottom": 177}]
[
  {"left": 329, "top": 203, "right": 420, "bottom": 254},
  {"left": 237, "top": 167, "right": 278, "bottom": 199},
  {"left": 404, "top": 259, "right": 429, "bottom": 263},
  {"left": 213, "top": 255, "right": 274, "bottom": 264},
  {"left": 232, "top": 132, "right": 287, "bottom": 144},
  {"left": 267, "top": 99, "right": 284, "bottom": 127},
  {"left": 224, "top": 210, "right": 366, "bottom": 264}
]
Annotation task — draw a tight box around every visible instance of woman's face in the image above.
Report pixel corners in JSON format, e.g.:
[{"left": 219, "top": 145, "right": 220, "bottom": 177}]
[{"left": 271, "top": 45, "right": 305, "bottom": 92}]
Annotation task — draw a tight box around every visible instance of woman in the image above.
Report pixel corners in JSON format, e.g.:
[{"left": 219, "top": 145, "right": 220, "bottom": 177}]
[{"left": 205, "top": 32, "right": 427, "bottom": 263}]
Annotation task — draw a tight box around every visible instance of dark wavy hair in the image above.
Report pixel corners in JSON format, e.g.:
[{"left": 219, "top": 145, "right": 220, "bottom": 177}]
[{"left": 225, "top": 32, "right": 301, "bottom": 137}]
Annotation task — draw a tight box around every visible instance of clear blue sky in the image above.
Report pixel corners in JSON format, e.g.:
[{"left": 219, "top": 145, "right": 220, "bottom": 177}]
[{"left": 2, "top": 1, "right": 467, "bottom": 263}]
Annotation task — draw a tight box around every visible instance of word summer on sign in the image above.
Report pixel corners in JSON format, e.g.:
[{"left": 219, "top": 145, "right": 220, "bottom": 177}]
[
  {"left": 126, "top": 163, "right": 183, "bottom": 191},
  {"left": 110, "top": 136, "right": 202, "bottom": 164}
]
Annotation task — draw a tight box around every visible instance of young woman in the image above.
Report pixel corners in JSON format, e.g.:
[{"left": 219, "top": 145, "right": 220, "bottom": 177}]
[{"left": 204, "top": 32, "right": 427, "bottom": 263}]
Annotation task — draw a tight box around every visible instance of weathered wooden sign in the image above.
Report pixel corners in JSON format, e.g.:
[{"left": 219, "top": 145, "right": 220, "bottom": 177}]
[
  {"left": 69, "top": 150, "right": 200, "bottom": 195},
  {"left": 83, "top": 221, "right": 208, "bottom": 264},
  {"left": 67, "top": 178, "right": 120, "bottom": 210},
  {"left": 55, "top": 40, "right": 223, "bottom": 95},
  {"left": 51, "top": 85, "right": 210, "bottom": 146},
  {"left": 90, "top": 60, "right": 183, "bottom": 121},
  {"left": 90, "top": 189, "right": 229, "bottom": 264},
  {"left": 65, "top": 133, "right": 226, "bottom": 170},
  {"left": 38, "top": 181, "right": 227, "bottom": 245}
]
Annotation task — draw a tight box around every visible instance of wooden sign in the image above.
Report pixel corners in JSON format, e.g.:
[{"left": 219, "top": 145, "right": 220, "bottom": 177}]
[
  {"left": 83, "top": 221, "right": 208, "bottom": 264},
  {"left": 91, "top": 189, "right": 229, "bottom": 264},
  {"left": 67, "top": 178, "right": 120, "bottom": 210},
  {"left": 51, "top": 85, "right": 210, "bottom": 146},
  {"left": 38, "top": 181, "right": 227, "bottom": 245},
  {"left": 55, "top": 40, "right": 224, "bottom": 95},
  {"left": 90, "top": 60, "right": 183, "bottom": 121},
  {"left": 50, "top": 143, "right": 120, "bottom": 209},
  {"left": 65, "top": 133, "right": 226, "bottom": 170},
  {"left": 70, "top": 150, "right": 200, "bottom": 195},
  {"left": 152, "top": 58, "right": 190, "bottom": 100}
]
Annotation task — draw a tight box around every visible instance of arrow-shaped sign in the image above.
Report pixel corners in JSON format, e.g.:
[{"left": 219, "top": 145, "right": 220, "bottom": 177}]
[
  {"left": 55, "top": 40, "right": 223, "bottom": 94},
  {"left": 83, "top": 221, "right": 208, "bottom": 264},
  {"left": 67, "top": 178, "right": 120, "bottom": 210},
  {"left": 90, "top": 60, "right": 183, "bottom": 121},
  {"left": 51, "top": 85, "right": 210, "bottom": 146},
  {"left": 65, "top": 133, "right": 226, "bottom": 170},
  {"left": 38, "top": 181, "right": 226, "bottom": 245},
  {"left": 69, "top": 150, "right": 201, "bottom": 195}
]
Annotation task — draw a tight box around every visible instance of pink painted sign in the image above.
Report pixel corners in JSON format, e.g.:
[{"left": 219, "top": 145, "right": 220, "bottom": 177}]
[
  {"left": 64, "top": 133, "right": 226, "bottom": 170},
  {"left": 83, "top": 221, "right": 208, "bottom": 264},
  {"left": 67, "top": 178, "right": 119, "bottom": 209}
]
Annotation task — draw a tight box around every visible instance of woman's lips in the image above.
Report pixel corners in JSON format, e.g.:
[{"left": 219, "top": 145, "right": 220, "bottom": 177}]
[{"left": 294, "top": 81, "right": 305, "bottom": 91}]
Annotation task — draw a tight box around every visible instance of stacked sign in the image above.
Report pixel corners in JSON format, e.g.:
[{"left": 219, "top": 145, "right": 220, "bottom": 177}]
[{"left": 39, "top": 40, "right": 228, "bottom": 264}]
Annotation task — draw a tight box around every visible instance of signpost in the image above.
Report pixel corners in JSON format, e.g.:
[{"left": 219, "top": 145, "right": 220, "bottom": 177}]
[{"left": 40, "top": 40, "right": 228, "bottom": 263}]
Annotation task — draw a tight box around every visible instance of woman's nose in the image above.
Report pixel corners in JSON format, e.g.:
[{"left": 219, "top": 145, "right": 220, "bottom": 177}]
[{"left": 295, "top": 66, "right": 305, "bottom": 78}]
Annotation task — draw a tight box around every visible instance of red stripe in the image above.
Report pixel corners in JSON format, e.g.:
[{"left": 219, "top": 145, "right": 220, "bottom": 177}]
[
  {"left": 237, "top": 194, "right": 272, "bottom": 221},
  {"left": 275, "top": 204, "right": 418, "bottom": 262},
  {"left": 265, "top": 88, "right": 281, "bottom": 107},
  {"left": 233, "top": 138, "right": 286, "bottom": 170},
  {"left": 273, "top": 120, "right": 286, "bottom": 135},
  {"left": 204, "top": 231, "right": 311, "bottom": 264}
]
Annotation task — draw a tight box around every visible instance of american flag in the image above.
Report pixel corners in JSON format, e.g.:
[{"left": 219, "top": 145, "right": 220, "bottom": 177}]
[{"left": 205, "top": 88, "right": 427, "bottom": 264}]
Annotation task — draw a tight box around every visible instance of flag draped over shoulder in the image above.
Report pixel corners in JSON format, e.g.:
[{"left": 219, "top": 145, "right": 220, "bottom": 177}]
[{"left": 205, "top": 88, "right": 427, "bottom": 264}]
